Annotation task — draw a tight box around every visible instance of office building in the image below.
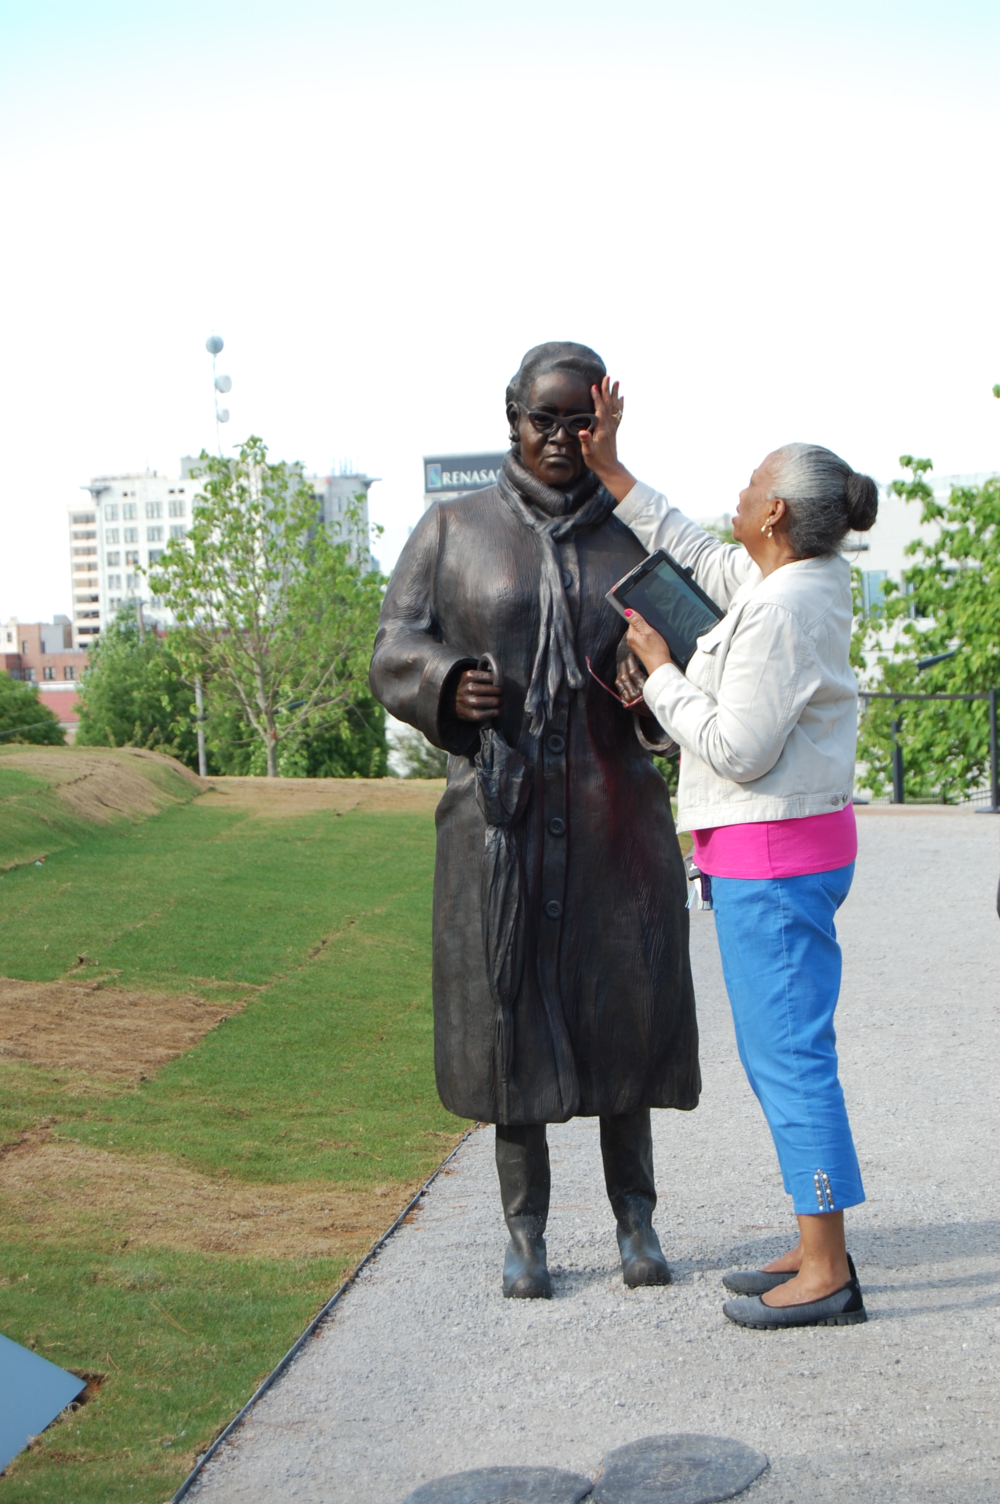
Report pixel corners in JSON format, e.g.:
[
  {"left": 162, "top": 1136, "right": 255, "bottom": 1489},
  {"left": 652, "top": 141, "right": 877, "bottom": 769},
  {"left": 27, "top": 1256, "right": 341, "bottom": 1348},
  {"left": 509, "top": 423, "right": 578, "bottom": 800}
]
[{"left": 71, "top": 459, "right": 377, "bottom": 647}]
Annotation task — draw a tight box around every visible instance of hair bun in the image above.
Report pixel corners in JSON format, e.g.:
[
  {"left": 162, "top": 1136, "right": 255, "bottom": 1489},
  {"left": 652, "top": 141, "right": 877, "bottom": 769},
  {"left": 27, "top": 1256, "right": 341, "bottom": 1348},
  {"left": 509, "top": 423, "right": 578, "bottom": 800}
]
[{"left": 845, "top": 471, "right": 878, "bottom": 532}]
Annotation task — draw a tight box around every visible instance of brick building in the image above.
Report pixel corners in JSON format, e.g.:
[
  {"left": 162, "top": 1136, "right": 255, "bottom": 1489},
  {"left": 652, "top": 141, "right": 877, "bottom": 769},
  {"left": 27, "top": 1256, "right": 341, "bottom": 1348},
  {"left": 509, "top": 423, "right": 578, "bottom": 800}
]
[{"left": 1, "top": 616, "right": 88, "bottom": 733}]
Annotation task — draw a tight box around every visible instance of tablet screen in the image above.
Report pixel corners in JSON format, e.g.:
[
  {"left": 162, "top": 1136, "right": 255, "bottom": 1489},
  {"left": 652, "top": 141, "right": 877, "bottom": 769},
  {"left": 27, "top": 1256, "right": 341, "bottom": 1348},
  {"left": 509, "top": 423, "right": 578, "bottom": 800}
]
[{"left": 616, "top": 557, "right": 722, "bottom": 668}]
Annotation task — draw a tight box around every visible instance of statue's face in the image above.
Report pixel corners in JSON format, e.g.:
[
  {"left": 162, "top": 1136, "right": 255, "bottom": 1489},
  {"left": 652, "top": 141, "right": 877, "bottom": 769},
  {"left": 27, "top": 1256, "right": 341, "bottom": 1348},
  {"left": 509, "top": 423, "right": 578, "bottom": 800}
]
[{"left": 507, "top": 370, "right": 594, "bottom": 489}]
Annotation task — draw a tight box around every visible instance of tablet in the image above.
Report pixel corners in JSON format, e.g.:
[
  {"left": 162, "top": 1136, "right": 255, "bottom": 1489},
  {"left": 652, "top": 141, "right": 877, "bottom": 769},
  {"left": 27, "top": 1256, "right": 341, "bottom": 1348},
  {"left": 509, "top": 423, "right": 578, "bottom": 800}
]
[{"left": 606, "top": 549, "right": 724, "bottom": 670}]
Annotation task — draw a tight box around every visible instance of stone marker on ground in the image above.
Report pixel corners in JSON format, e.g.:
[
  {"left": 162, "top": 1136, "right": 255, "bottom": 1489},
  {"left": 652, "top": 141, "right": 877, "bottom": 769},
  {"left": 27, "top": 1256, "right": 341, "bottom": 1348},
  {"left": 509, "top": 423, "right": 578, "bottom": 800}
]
[
  {"left": 404, "top": 1466, "right": 594, "bottom": 1504},
  {"left": 593, "top": 1434, "right": 768, "bottom": 1504}
]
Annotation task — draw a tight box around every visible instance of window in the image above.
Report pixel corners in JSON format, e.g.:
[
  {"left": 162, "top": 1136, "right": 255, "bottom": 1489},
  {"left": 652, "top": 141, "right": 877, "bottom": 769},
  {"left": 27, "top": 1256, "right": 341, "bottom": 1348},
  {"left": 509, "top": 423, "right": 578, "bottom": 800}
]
[
  {"left": 23, "top": 667, "right": 35, "bottom": 681},
  {"left": 148, "top": 596, "right": 162, "bottom": 608},
  {"left": 123, "top": 503, "right": 137, "bottom": 520},
  {"left": 146, "top": 501, "right": 163, "bottom": 519},
  {"left": 125, "top": 550, "right": 139, "bottom": 566},
  {"left": 109, "top": 597, "right": 121, "bottom": 609},
  {"left": 903, "top": 580, "right": 927, "bottom": 620},
  {"left": 104, "top": 504, "right": 119, "bottom": 522},
  {"left": 168, "top": 499, "right": 185, "bottom": 517},
  {"left": 43, "top": 665, "right": 55, "bottom": 681},
  {"left": 71, "top": 512, "right": 95, "bottom": 524},
  {"left": 147, "top": 549, "right": 163, "bottom": 564},
  {"left": 4, "top": 631, "right": 11, "bottom": 643},
  {"left": 106, "top": 551, "right": 120, "bottom": 567},
  {"left": 73, "top": 545, "right": 97, "bottom": 556},
  {"left": 169, "top": 524, "right": 187, "bottom": 540},
  {"left": 107, "top": 573, "right": 122, "bottom": 589},
  {"left": 21, "top": 640, "right": 28, "bottom": 653},
  {"left": 127, "top": 573, "right": 140, "bottom": 589},
  {"left": 147, "top": 526, "right": 163, "bottom": 542},
  {"left": 862, "top": 571, "right": 888, "bottom": 618},
  {"left": 72, "top": 529, "right": 97, "bottom": 540},
  {"left": 124, "top": 527, "right": 138, "bottom": 543},
  {"left": 64, "top": 665, "right": 76, "bottom": 681},
  {"left": 105, "top": 529, "right": 119, "bottom": 545}
]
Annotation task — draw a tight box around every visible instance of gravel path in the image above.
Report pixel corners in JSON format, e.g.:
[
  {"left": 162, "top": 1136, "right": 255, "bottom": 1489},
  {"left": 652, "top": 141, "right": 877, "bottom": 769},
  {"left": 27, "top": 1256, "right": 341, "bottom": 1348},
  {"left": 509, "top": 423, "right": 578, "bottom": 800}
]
[{"left": 190, "top": 811, "right": 1000, "bottom": 1504}]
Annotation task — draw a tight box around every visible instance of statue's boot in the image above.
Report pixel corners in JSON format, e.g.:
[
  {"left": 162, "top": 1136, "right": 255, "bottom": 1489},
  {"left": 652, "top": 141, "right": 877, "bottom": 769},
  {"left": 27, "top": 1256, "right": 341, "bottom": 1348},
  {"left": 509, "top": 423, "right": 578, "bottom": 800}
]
[
  {"left": 601, "top": 1109, "right": 671, "bottom": 1287},
  {"left": 495, "top": 1123, "right": 552, "bottom": 1299}
]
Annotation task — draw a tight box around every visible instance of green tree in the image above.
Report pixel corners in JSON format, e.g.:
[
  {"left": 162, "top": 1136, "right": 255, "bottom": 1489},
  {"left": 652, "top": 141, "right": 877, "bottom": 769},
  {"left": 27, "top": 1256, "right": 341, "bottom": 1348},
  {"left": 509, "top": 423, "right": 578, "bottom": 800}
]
[
  {"left": 74, "top": 603, "right": 200, "bottom": 765},
  {"left": 854, "top": 455, "right": 1000, "bottom": 801},
  {"left": 390, "top": 724, "right": 449, "bottom": 778},
  {"left": 0, "top": 673, "right": 65, "bottom": 745},
  {"left": 148, "top": 438, "right": 386, "bottom": 778}
]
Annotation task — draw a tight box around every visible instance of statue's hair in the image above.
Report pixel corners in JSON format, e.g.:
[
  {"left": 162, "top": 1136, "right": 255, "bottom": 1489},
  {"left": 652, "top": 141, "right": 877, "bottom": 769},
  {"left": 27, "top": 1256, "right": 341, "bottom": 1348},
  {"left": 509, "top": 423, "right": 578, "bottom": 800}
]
[
  {"left": 506, "top": 341, "right": 606, "bottom": 411},
  {"left": 770, "top": 443, "right": 879, "bottom": 557}
]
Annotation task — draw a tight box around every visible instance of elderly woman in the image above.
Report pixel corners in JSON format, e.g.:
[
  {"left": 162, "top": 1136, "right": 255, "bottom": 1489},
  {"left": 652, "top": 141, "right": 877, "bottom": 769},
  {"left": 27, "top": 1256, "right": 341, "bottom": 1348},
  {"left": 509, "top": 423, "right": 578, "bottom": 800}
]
[
  {"left": 370, "top": 342, "right": 698, "bottom": 1299},
  {"left": 581, "top": 379, "right": 876, "bottom": 1329}
]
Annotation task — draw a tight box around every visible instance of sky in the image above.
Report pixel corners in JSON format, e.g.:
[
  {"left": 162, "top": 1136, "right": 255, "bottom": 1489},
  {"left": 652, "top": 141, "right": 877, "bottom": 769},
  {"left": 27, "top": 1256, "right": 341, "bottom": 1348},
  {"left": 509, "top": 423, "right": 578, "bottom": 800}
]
[{"left": 1, "top": 0, "right": 998, "bottom": 617}]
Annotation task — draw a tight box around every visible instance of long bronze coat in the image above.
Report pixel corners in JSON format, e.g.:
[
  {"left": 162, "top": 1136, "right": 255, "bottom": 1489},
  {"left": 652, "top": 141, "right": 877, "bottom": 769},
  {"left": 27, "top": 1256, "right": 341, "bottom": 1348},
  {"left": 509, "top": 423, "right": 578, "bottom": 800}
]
[{"left": 369, "top": 483, "right": 700, "bottom": 1125}]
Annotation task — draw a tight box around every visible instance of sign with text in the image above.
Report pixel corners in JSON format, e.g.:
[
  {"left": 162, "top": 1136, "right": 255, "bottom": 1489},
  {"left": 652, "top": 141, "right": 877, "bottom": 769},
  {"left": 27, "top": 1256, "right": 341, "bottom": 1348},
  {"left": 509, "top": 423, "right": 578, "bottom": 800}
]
[{"left": 424, "top": 454, "right": 507, "bottom": 495}]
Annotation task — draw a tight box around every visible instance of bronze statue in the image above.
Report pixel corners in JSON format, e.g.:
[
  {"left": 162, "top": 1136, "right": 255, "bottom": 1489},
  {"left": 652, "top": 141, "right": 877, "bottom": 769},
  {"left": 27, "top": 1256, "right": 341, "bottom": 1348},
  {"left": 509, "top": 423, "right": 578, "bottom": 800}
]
[{"left": 370, "top": 342, "right": 699, "bottom": 1298}]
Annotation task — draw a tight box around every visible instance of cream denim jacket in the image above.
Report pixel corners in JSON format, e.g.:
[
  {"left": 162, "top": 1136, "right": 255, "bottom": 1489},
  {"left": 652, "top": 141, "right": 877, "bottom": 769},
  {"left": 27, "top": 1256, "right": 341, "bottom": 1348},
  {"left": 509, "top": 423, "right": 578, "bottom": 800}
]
[{"left": 614, "top": 482, "right": 857, "bottom": 835}]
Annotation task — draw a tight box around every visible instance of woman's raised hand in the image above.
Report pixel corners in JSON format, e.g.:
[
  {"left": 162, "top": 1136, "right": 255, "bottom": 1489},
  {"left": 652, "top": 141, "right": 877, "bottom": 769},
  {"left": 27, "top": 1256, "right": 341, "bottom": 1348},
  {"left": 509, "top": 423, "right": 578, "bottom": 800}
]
[
  {"left": 579, "top": 377, "right": 637, "bottom": 504},
  {"left": 625, "top": 611, "right": 672, "bottom": 675}
]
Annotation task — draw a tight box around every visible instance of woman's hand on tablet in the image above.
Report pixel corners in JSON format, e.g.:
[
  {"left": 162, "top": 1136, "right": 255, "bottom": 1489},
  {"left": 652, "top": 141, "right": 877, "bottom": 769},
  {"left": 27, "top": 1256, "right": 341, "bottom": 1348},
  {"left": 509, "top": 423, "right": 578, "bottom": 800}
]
[{"left": 625, "top": 611, "right": 672, "bottom": 674}]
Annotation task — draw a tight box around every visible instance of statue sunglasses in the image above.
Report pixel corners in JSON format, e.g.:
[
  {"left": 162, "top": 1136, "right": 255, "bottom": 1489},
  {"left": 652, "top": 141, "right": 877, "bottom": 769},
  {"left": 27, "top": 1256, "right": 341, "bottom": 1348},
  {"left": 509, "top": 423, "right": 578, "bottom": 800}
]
[{"left": 517, "top": 404, "right": 597, "bottom": 438}]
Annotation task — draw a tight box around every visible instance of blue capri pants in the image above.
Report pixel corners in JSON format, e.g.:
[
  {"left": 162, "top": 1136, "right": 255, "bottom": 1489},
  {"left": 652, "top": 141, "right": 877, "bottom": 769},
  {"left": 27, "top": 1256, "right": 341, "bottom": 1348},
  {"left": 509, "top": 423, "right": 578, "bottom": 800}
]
[{"left": 709, "top": 863, "right": 865, "bottom": 1216}]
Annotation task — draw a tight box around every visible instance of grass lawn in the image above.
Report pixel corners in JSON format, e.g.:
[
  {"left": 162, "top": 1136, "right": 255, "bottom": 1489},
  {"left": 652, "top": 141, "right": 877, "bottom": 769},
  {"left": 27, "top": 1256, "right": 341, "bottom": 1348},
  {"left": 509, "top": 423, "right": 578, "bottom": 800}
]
[{"left": 0, "top": 763, "right": 461, "bottom": 1503}]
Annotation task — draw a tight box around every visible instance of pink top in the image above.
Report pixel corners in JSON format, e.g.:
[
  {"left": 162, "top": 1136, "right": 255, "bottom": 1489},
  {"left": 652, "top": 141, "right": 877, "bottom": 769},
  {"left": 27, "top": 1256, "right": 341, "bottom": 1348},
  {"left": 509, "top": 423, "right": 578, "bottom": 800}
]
[{"left": 692, "top": 804, "right": 857, "bottom": 880}]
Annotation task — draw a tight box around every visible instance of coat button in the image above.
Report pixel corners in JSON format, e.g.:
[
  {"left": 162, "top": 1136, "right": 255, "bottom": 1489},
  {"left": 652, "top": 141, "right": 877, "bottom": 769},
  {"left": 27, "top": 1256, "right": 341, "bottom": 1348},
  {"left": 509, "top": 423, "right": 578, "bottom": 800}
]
[
  {"left": 546, "top": 733, "right": 565, "bottom": 755},
  {"left": 547, "top": 817, "right": 566, "bottom": 836},
  {"left": 544, "top": 899, "right": 563, "bottom": 919},
  {"left": 562, "top": 571, "right": 573, "bottom": 588}
]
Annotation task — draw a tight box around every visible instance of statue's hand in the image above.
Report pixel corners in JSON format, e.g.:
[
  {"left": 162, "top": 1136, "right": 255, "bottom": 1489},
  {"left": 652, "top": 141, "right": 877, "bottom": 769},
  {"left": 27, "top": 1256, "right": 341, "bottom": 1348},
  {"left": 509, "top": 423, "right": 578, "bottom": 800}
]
[
  {"left": 615, "top": 650, "right": 649, "bottom": 711},
  {"left": 454, "top": 668, "right": 503, "bottom": 723}
]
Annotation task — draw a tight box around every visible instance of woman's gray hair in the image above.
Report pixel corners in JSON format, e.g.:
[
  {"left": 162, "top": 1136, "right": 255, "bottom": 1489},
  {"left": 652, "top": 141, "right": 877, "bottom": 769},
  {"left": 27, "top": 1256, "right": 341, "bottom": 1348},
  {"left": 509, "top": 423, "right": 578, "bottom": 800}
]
[{"left": 769, "top": 443, "right": 879, "bottom": 557}]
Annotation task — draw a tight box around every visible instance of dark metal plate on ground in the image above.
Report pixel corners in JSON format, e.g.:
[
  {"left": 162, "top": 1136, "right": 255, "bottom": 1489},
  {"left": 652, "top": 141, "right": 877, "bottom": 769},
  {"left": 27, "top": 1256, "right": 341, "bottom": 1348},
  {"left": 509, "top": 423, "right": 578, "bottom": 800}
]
[
  {"left": 593, "top": 1434, "right": 768, "bottom": 1504},
  {"left": 404, "top": 1465, "right": 594, "bottom": 1504},
  {"left": 0, "top": 1332, "right": 86, "bottom": 1472}
]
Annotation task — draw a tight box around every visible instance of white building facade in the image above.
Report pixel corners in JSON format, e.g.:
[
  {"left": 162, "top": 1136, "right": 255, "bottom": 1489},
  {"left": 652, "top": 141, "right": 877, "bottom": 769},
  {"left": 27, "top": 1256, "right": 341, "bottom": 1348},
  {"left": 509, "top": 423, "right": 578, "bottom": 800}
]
[{"left": 71, "top": 460, "right": 376, "bottom": 647}]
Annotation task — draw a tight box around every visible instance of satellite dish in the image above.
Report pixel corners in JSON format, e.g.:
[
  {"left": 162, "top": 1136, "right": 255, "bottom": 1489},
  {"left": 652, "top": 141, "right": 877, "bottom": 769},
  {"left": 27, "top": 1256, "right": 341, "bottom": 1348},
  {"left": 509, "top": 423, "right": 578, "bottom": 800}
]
[
  {"left": 217, "top": 408, "right": 231, "bottom": 423},
  {"left": 205, "top": 335, "right": 224, "bottom": 355},
  {"left": 214, "top": 374, "right": 232, "bottom": 393}
]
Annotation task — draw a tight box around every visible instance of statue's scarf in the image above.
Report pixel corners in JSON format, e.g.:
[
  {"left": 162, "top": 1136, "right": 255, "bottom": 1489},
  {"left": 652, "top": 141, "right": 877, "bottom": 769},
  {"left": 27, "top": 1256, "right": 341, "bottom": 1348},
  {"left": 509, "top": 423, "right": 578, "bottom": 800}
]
[{"left": 497, "top": 450, "right": 617, "bottom": 737}]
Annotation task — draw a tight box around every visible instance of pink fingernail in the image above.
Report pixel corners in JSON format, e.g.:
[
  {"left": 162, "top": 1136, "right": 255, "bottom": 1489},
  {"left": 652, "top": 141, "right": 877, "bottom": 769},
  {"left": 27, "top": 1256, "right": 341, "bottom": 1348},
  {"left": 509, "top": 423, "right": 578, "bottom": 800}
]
[{"left": 624, "top": 609, "right": 634, "bottom": 618}]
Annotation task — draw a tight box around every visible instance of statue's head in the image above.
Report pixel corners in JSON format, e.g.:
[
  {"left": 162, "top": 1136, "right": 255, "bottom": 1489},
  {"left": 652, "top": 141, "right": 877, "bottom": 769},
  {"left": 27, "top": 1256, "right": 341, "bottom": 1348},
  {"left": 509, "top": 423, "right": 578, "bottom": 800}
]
[{"left": 506, "top": 341, "right": 606, "bottom": 489}]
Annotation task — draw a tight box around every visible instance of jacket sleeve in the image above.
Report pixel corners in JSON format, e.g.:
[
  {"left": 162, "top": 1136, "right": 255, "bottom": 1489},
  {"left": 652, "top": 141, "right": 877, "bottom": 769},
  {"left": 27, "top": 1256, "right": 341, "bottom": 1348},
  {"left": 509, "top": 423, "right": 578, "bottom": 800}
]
[
  {"left": 613, "top": 481, "right": 756, "bottom": 608},
  {"left": 641, "top": 602, "right": 823, "bottom": 783},
  {"left": 369, "top": 505, "right": 479, "bottom": 755}
]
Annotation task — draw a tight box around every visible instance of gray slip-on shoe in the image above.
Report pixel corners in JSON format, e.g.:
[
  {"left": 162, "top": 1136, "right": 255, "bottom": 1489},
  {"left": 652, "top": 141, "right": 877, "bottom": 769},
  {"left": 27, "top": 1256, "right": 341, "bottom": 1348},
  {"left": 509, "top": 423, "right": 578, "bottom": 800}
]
[
  {"left": 723, "top": 1252, "right": 856, "bottom": 1296},
  {"left": 723, "top": 1276, "right": 866, "bottom": 1329}
]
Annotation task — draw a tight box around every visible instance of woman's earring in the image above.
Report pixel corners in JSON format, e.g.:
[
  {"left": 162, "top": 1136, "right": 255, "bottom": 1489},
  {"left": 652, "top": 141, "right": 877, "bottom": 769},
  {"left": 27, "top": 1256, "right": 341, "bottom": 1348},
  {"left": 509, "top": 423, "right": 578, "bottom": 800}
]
[{"left": 761, "top": 518, "right": 774, "bottom": 538}]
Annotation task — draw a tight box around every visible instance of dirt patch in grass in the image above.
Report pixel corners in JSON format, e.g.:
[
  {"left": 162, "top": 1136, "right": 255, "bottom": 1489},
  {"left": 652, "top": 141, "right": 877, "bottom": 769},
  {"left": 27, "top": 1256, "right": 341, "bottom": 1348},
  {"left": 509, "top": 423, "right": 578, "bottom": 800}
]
[
  {"left": 0, "top": 1132, "right": 424, "bottom": 1260},
  {"left": 198, "top": 775, "right": 444, "bottom": 818},
  {"left": 0, "top": 977, "right": 247, "bottom": 1081},
  {"left": 1, "top": 746, "right": 203, "bottom": 822}
]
